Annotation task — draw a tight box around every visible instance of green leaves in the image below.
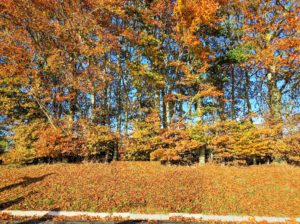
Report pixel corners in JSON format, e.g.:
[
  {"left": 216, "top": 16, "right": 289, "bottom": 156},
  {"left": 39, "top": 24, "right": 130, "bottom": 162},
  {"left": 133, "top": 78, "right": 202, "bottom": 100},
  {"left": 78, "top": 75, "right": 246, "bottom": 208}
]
[{"left": 224, "top": 45, "right": 250, "bottom": 63}]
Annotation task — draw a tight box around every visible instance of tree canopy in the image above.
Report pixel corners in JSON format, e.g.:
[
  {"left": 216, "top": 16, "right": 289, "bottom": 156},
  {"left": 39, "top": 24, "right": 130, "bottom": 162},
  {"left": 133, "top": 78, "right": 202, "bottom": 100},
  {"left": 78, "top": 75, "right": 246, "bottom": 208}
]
[{"left": 0, "top": 0, "right": 299, "bottom": 165}]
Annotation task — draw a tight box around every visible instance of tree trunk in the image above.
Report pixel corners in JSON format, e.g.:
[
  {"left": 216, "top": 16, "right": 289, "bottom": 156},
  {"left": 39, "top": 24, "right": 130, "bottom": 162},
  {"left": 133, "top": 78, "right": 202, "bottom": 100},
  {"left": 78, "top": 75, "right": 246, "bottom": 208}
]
[
  {"left": 70, "top": 88, "right": 79, "bottom": 122},
  {"left": 219, "top": 81, "right": 226, "bottom": 121},
  {"left": 245, "top": 69, "right": 252, "bottom": 122},
  {"left": 124, "top": 90, "right": 129, "bottom": 136},
  {"left": 231, "top": 67, "right": 236, "bottom": 120},
  {"left": 166, "top": 84, "right": 172, "bottom": 126},
  {"left": 90, "top": 92, "right": 96, "bottom": 123},
  {"left": 162, "top": 88, "right": 167, "bottom": 128},
  {"left": 106, "top": 86, "right": 111, "bottom": 127},
  {"left": 196, "top": 97, "right": 203, "bottom": 123},
  {"left": 267, "top": 65, "right": 282, "bottom": 120},
  {"left": 199, "top": 148, "right": 205, "bottom": 164},
  {"left": 114, "top": 77, "right": 122, "bottom": 161}
]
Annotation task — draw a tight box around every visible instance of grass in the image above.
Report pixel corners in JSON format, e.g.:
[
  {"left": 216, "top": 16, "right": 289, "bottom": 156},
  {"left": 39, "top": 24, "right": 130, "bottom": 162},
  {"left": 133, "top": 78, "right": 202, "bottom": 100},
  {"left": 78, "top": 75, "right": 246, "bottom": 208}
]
[{"left": 0, "top": 162, "right": 300, "bottom": 216}]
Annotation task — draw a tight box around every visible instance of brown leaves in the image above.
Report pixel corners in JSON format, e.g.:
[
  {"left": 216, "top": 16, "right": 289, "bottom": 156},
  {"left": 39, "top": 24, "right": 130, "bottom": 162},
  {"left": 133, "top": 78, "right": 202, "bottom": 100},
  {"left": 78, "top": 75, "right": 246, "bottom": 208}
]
[
  {"left": 1, "top": 0, "right": 299, "bottom": 170},
  {"left": 55, "top": 93, "right": 75, "bottom": 103},
  {"left": 124, "top": 111, "right": 161, "bottom": 161},
  {"left": 242, "top": 0, "right": 300, "bottom": 70},
  {"left": 198, "top": 84, "right": 223, "bottom": 97},
  {"left": 1, "top": 163, "right": 300, "bottom": 216},
  {"left": 0, "top": 118, "right": 119, "bottom": 164},
  {"left": 203, "top": 118, "right": 300, "bottom": 163},
  {"left": 174, "top": 0, "right": 223, "bottom": 45}
]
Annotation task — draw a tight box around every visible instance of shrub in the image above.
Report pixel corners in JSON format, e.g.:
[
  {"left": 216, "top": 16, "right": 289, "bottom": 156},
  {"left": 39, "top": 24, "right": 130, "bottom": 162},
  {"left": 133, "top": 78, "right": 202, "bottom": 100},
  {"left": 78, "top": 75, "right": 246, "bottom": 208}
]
[
  {"left": 1, "top": 118, "right": 119, "bottom": 164},
  {"left": 284, "top": 131, "right": 300, "bottom": 164},
  {"left": 34, "top": 125, "right": 84, "bottom": 159},
  {"left": 150, "top": 125, "right": 205, "bottom": 165},
  {"left": 124, "top": 111, "right": 162, "bottom": 160},
  {"left": 1, "top": 119, "right": 45, "bottom": 164},
  {"left": 204, "top": 119, "right": 288, "bottom": 164},
  {"left": 85, "top": 124, "right": 119, "bottom": 162},
  {"left": 1, "top": 148, "right": 36, "bottom": 164}
]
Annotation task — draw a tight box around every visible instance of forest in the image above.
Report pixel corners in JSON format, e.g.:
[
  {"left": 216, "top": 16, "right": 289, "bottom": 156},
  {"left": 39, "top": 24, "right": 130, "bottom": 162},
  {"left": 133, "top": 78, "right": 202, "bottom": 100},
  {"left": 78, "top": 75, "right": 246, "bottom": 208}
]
[{"left": 0, "top": 0, "right": 299, "bottom": 166}]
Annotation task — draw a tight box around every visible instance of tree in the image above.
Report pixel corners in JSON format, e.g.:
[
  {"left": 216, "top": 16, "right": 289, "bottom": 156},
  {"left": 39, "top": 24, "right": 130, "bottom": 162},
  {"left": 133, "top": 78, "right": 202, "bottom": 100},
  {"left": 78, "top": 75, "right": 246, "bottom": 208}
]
[{"left": 0, "top": 0, "right": 299, "bottom": 166}]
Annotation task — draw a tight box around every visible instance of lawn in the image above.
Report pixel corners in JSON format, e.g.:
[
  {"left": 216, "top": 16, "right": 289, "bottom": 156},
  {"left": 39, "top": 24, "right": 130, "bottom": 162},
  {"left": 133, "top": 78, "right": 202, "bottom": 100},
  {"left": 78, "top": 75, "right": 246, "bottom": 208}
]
[{"left": 0, "top": 162, "right": 299, "bottom": 217}]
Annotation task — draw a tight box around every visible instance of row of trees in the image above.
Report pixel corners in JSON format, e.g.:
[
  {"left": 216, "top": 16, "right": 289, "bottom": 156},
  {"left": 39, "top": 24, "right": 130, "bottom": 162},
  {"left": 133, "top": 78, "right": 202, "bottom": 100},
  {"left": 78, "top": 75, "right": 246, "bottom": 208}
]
[{"left": 0, "top": 0, "right": 299, "bottom": 165}]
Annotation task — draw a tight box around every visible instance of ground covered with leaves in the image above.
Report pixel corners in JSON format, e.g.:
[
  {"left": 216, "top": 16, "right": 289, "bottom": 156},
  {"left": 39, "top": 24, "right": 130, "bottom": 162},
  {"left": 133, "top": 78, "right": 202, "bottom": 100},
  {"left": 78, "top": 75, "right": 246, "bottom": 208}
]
[{"left": 0, "top": 162, "right": 299, "bottom": 217}]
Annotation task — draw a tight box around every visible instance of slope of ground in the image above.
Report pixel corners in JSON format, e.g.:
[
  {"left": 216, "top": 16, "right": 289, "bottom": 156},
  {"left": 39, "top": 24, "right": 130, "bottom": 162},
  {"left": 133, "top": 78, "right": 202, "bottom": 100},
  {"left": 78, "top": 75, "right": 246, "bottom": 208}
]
[{"left": 0, "top": 162, "right": 299, "bottom": 216}]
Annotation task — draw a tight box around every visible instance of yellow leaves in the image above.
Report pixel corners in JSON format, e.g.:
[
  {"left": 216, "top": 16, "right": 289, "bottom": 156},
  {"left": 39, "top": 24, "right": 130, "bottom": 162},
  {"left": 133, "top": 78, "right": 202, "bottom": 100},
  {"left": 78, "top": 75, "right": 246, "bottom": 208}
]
[
  {"left": 0, "top": 0, "right": 13, "bottom": 13},
  {"left": 174, "top": 0, "right": 221, "bottom": 35},
  {"left": 55, "top": 93, "right": 75, "bottom": 103},
  {"left": 139, "top": 32, "right": 159, "bottom": 47},
  {"left": 175, "top": 139, "right": 204, "bottom": 152},
  {"left": 1, "top": 118, "right": 120, "bottom": 164},
  {"left": 241, "top": 0, "right": 300, "bottom": 71},
  {"left": 204, "top": 117, "right": 299, "bottom": 161},
  {"left": 169, "top": 60, "right": 199, "bottom": 86},
  {"left": 128, "top": 62, "right": 165, "bottom": 89},
  {"left": 1, "top": 162, "right": 300, "bottom": 215},
  {"left": 182, "top": 35, "right": 201, "bottom": 48},
  {"left": 198, "top": 84, "right": 223, "bottom": 97},
  {"left": 174, "top": 0, "right": 186, "bottom": 18},
  {"left": 151, "top": 148, "right": 181, "bottom": 161},
  {"left": 150, "top": 148, "right": 165, "bottom": 161},
  {"left": 125, "top": 111, "right": 162, "bottom": 160},
  {"left": 80, "top": 44, "right": 105, "bottom": 56},
  {"left": 52, "top": 20, "right": 62, "bottom": 35},
  {"left": 147, "top": 128, "right": 206, "bottom": 164},
  {"left": 46, "top": 50, "right": 63, "bottom": 71},
  {"left": 1, "top": 0, "right": 299, "bottom": 169},
  {"left": 88, "top": 0, "right": 125, "bottom": 15},
  {"left": 85, "top": 124, "right": 119, "bottom": 156},
  {"left": 1, "top": 148, "right": 35, "bottom": 164},
  {"left": 121, "top": 28, "right": 135, "bottom": 41}
]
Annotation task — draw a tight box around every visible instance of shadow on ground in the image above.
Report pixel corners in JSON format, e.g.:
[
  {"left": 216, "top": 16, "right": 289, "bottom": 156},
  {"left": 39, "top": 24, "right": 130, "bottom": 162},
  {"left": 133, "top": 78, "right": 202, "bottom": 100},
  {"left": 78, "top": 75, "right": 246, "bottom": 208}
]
[
  {"left": 0, "top": 173, "right": 54, "bottom": 193},
  {"left": 0, "top": 173, "right": 54, "bottom": 210},
  {"left": 16, "top": 208, "right": 61, "bottom": 224}
]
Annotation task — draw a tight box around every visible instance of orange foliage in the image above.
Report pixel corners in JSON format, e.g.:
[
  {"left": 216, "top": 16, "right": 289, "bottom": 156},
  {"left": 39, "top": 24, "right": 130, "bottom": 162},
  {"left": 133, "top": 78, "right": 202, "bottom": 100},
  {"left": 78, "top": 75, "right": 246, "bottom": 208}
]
[
  {"left": 124, "top": 111, "right": 161, "bottom": 160},
  {"left": 0, "top": 162, "right": 300, "bottom": 216},
  {"left": 204, "top": 118, "right": 299, "bottom": 164},
  {"left": 150, "top": 125, "right": 205, "bottom": 164},
  {"left": 1, "top": 119, "right": 119, "bottom": 164},
  {"left": 0, "top": 0, "right": 299, "bottom": 168}
]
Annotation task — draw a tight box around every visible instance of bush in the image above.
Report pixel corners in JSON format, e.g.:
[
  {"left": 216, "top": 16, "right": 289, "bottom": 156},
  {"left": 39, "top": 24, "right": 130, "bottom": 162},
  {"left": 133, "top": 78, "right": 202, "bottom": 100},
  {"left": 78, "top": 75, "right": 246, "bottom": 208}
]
[
  {"left": 85, "top": 123, "right": 119, "bottom": 162},
  {"left": 284, "top": 131, "right": 300, "bottom": 164},
  {"left": 1, "top": 118, "right": 119, "bottom": 164},
  {"left": 1, "top": 148, "right": 36, "bottom": 164},
  {"left": 150, "top": 125, "right": 205, "bottom": 165},
  {"left": 2, "top": 113, "right": 299, "bottom": 166},
  {"left": 124, "top": 111, "right": 161, "bottom": 160},
  {"left": 0, "top": 140, "right": 7, "bottom": 155},
  {"left": 204, "top": 119, "right": 288, "bottom": 164}
]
